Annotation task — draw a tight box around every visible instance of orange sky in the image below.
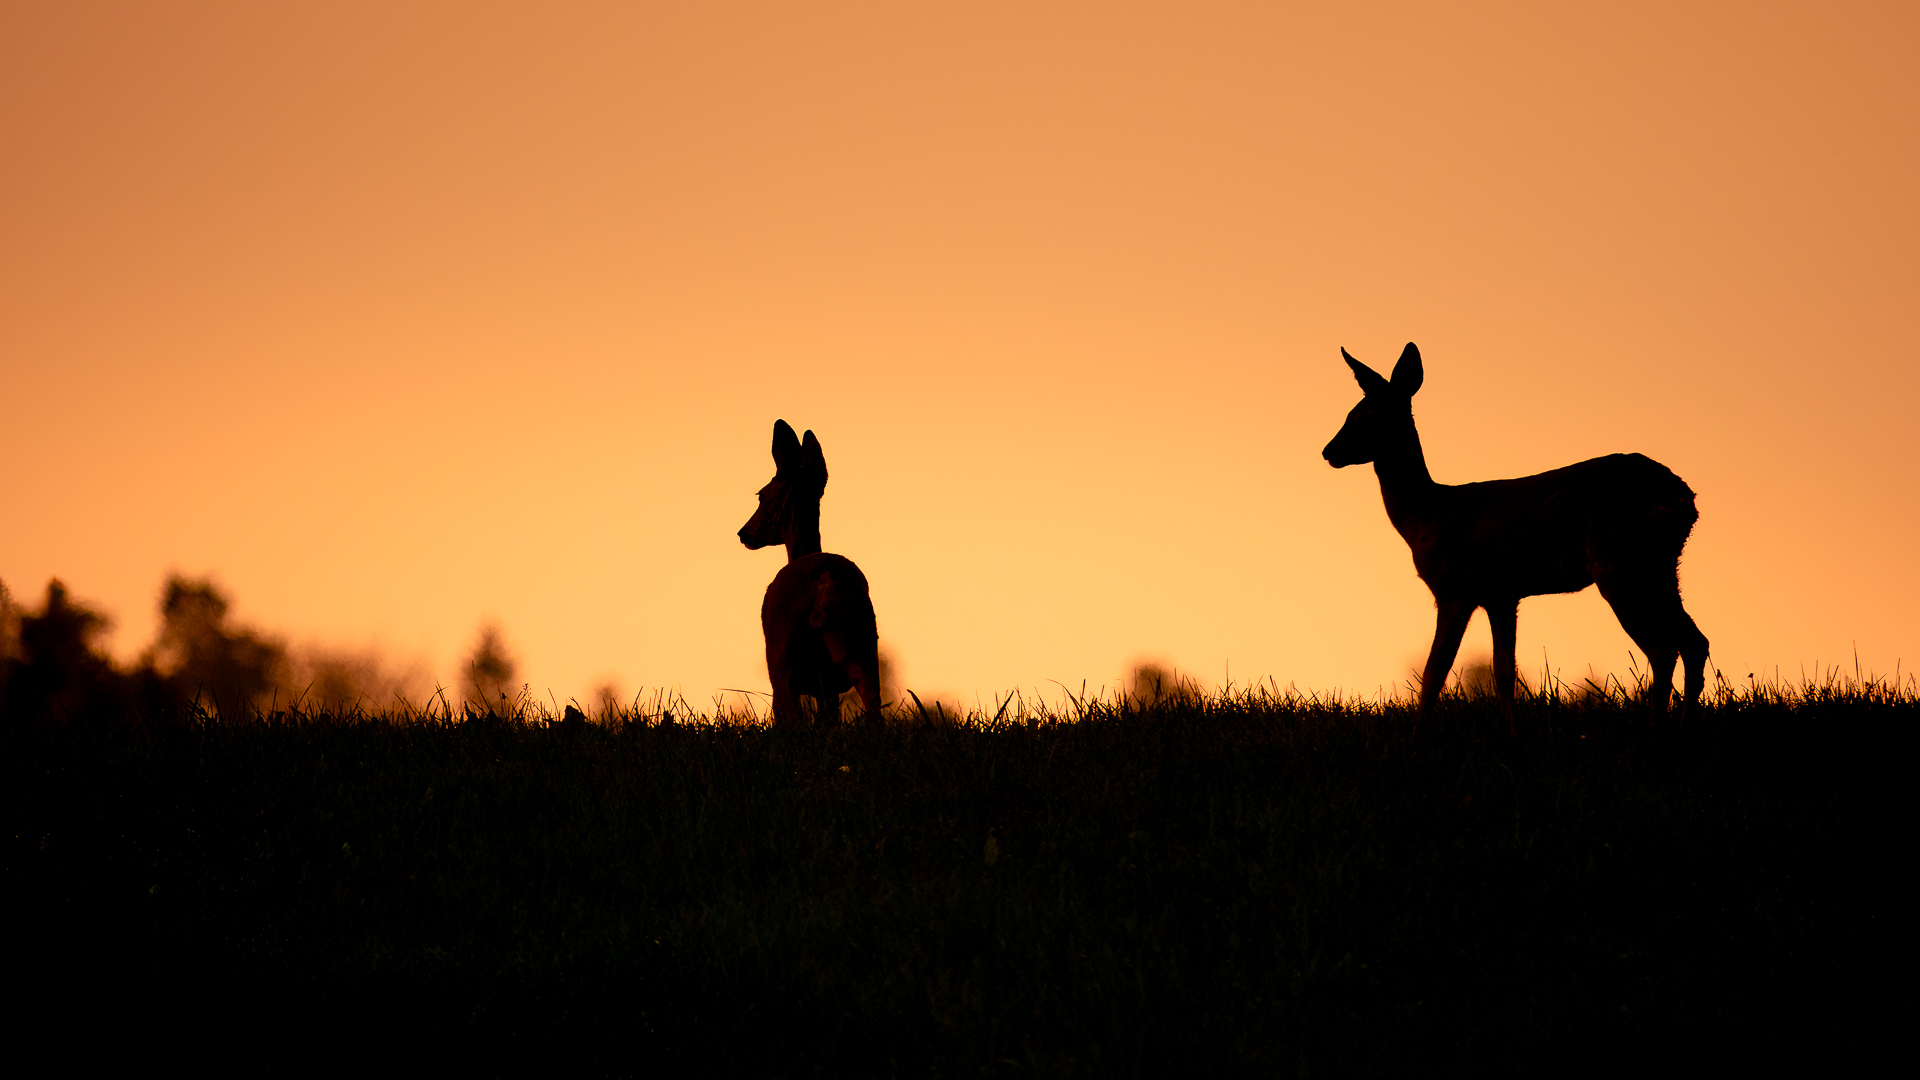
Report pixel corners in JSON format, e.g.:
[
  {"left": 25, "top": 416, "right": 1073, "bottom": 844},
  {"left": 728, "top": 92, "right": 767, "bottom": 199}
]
[{"left": 3, "top": 2, "right": 1915, "bottom": 710}]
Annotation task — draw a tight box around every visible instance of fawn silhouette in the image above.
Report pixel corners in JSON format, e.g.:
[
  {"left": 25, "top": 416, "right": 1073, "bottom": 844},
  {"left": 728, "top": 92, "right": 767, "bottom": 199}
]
[
  {"left": 738, "top": 420, "right": 881, "bottom": 726},
  {"left": 1323, "top": 343, "right": 1709, "bottom": 731}
]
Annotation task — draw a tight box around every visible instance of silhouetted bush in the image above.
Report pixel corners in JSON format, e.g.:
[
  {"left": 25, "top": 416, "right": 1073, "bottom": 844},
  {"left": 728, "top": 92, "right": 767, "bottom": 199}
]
[
  {"left": 1453, "top": 651, "right": 1533, "bottom": 700},
  {"left": 460, "top": 623, "right": 520, "bottom": 717},
  {"left": 282, "top": 645, "right": 428, "bottom": 715},
  {"left": 1127, "top": 660, "right": 1202, "bottom": 708}
]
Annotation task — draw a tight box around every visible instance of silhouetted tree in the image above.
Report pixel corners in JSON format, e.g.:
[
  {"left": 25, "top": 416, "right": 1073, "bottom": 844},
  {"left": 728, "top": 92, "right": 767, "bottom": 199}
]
[
  {"left": 3, "top": 580, "right": 130, "bottom": 726},
  {"left": 0, "top": 578, "right": 20, "bottom": 702},
  {"left": 0, "top": 580, "right": 18, "bottom": 652},
  {"left": 144, "top": 576, "right": 289, "bottom": 718}
]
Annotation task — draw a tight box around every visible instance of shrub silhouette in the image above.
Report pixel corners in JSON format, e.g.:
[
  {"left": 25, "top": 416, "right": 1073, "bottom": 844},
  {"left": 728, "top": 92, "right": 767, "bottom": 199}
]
[
  {"left": 591, "top": 683, "right": 624, "bottom": 721},
  {"left": 461, "top": 624, "right": 520, "bottom": 717},
  {"left": 1128, "top": 661, "right": 1201, "bottom": 709},
  {"left": 1454, "top": 654, "right": 1531, "bottom": 701},
  {"left": 284, "top": 646, "right": 425, "bottom": 715}
]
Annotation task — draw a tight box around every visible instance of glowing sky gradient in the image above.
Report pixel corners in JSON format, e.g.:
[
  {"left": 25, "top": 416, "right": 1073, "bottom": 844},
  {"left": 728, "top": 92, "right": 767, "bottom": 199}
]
[{"left": 4, "top": 2, "right": 1915, "bottom": 709}]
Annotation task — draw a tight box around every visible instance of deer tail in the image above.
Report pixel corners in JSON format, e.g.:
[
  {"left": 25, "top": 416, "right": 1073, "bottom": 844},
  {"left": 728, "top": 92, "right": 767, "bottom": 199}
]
[{"left": 1652, "top": 471, "right": 1699, "bottom": 546}]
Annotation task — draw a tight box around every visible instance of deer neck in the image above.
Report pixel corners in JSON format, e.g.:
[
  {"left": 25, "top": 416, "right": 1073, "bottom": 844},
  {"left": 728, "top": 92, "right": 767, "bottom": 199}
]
[
  {"left": 1371, "top": 422, "right": 1439, "bottom": 538},
  {"left": 783, "top": 504, "right": 823, "bottom": 562}
]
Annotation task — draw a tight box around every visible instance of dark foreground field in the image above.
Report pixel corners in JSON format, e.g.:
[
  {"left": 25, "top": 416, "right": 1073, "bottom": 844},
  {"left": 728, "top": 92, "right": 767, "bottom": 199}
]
[{"left": 8, "top": 683, "right": 1903, "bottom": 1075}]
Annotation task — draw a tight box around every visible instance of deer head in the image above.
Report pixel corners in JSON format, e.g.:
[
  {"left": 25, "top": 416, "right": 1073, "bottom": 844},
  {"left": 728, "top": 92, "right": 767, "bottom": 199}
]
[
  {"left": 1322, "top": 342, "right": 1425, "bottom": 468},
  {"left": 739, "top": 419, "right": 829, "bottom": 553}
]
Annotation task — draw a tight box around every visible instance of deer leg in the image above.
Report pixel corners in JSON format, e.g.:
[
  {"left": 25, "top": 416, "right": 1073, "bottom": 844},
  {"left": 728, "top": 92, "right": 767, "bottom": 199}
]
[
  {"left": 1637, "top": 597, "right": 1708, "bottom": 724},
  {"left": 770, "top": 681, "right": 801, "bottom": 728},
  {"left": 765, "top": 635, "right": 798, "bottom": 727},
  {"left": 848, "top": 661, "right": 881, "bottom": 722},
  {"left": 1646, "top": 642, "right": 1678, "bottom": 719},
  {"left": 1418, "top": 598, "right": 1476, "bottom": 727},
  {"left": 1596, "top": 579, "right": 1678, "bottom": 719},
  {"left": 1677, "top": 609, "right": 1709, "bottom": 724},
  {"left": 1487, "top": 597, "right": 1520, "bottom": 738},
  {"left": 817, "top": 633, "right": 855, "bottom": 727},
  {"left": 808, "top": 675, "right": 841, "bottom": 727},
  {"left": 842, "top": 640, "right": 882, "bottom": 723}
]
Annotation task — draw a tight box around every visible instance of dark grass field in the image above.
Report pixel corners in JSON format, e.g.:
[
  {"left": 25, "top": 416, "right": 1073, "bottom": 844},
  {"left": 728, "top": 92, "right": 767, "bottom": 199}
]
[{"left": 7, "top": 682, "right": 1903, "bottom": 1075}]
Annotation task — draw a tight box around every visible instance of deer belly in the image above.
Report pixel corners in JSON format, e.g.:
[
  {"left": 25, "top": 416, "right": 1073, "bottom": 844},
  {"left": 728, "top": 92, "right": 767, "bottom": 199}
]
[
  {"left": 1520, "top": 566, "right": 1597, "bottom": 596},
  {"left": 1421, "top": 538, "right": 1594, "bottom": 598}
]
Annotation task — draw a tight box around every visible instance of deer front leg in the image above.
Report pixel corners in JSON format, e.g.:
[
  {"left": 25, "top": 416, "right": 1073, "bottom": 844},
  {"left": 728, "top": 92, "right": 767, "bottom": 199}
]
[
  {"left": 770, "top": 677, "right": 802, "bottom": 728},
  {"left": 766, "top": 639, "right": 801, "bottom": 727},
  {"left": 1487, "top": 597, "right": 1519, "bottom": 737},
  {"left": 1678, "top": 612, "right": 1709, "bottom": 725},
  {"left": 1418, "top": 597, "right": 1476, "bottom": 728}
]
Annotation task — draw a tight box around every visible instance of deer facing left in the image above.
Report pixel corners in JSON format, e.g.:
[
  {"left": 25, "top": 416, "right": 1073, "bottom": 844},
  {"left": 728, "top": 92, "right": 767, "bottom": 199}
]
[{"left": 738, "top": 420, "right": 882, "bottom": 726}]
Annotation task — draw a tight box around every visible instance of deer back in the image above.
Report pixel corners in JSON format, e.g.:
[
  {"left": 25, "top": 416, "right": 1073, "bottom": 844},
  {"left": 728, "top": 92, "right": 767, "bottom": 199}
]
[{"left": 762, "top": 553, "right": 876, "bottom": 695}]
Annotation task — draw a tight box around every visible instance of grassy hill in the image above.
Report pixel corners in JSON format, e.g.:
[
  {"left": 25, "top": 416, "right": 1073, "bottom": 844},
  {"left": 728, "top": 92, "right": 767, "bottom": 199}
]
[{"left": 8, "top": 679, "right": 1901, "bottom": 1074}]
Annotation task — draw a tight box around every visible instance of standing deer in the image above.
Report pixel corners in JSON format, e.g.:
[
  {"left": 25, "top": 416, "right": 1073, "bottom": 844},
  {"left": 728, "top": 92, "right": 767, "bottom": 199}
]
[
  {"left": 738, "top": 420, "right": 882, "bottom": 726},
  {"left": 1323, "top": 343, "right": 1709, "bottom": 730}
]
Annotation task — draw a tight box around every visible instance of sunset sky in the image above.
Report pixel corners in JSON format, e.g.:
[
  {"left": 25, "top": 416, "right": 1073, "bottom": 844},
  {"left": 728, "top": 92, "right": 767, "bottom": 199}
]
[{"left": 3, "top": 2, "right": 1915, "bottom": 711}]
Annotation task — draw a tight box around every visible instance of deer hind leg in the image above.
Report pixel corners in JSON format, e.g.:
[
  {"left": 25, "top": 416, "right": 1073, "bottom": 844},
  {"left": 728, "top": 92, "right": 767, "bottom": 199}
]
[
  {"left": 800, "top": 665, "right": 843, "bottom": 726},
  {"left": 815, "top": 645, "right": 880, "bottom": 724},
  {"left": 811, "top": 574, "right": 880, "bottom": 724},
  {"left": 1676, "top": 609, "right": 1709, "bottom": 723},
  {"left": 1595, "top": 573, "right": 1681, "bottom": 718},
  {"left": 840, "top": 631, "right": 882, "bottom": 722},
  {"left": 839, "top": 648, "right": 881, "bottom": 722},
  {"left": 1486, "top": 597, "right": 1520, "bottom": 737},
  {"left": 1418, "top": 597, "right": 1477, "bottom": 727}
]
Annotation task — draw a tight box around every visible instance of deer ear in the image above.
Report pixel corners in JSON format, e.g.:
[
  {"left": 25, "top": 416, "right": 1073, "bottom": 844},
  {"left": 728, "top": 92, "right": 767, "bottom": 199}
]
[
  {"left": 771, "top": 420, "right": 801, "bottom": 470},
  {"left": 800, "top": 430, "right": 829, "bottom": 481},
  {"left": 1342, "top": 348, "right": 1390, "bottom": 396},
  {"left": 1390, "top": 342, "right": 1423, "bottom": 396}
]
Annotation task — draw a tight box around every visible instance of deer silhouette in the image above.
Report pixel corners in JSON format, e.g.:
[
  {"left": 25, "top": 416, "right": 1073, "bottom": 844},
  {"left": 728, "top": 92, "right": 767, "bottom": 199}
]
[
  {"left": 738, "top": 420, "right": 881, "bottom": 726},
  {"left": 1323, "top": 343, "right": 1709, "bottom": 730}
]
